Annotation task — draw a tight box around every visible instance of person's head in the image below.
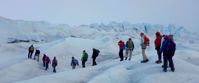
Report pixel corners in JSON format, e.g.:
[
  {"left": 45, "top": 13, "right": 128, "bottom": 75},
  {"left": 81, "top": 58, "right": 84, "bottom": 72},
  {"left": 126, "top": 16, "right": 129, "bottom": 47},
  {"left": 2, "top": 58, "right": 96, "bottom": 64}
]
[
  {"left": 72, "top": 56, "right": 74, "bottom": 59},
  {"left": 83, "top": 50, "right": 86, "bottom": 53},
  {"left": 54, "top": 56, "right": 56, "bottom": 59},
  {"left": 93, "top": 48, "right": 95, "bottom": 51},
  {"left": 156, "top": 32, "right": 161, "bottom": 36},
  {"left": 140, "top": 32, "right": 144, "bottom": 37},
  {"left": 128, "top": 38, "right": 132, "bottom": 41}
]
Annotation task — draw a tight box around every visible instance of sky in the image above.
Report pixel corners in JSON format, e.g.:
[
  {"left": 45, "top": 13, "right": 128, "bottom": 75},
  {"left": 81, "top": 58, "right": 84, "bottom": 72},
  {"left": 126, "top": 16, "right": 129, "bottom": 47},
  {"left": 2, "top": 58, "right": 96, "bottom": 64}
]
[{"left": 0, "top": 0, "right": 198, "bottom": 31}]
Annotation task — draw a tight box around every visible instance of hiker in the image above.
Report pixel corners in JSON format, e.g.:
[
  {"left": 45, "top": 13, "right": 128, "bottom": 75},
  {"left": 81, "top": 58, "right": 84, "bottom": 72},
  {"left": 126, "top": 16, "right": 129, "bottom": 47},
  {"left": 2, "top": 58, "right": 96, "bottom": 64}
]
[
  {"left": 71, "top": 56, "right": 79, "bottom": 69},
  {"left": 140, "top": 32, "right": 149, "bottom": 63},
  {"left": 154, "top": 32, "right": 162, "bottom": 64},
  {"left": 34, "top": 49, "right": 40, "bottom": 62},
  {"left": 118, "top": 40, "right": 125, "bottom": 61},
  {"left": 52, "top": 56, "right": 58, "bottom": 73},
  {"left": 160, "top": 35, "right": 176, "bottom": 72},
  {"left": 42, "top": 54, "right": 47, "bottom": 67},
  {"left": 92, "top": 48, "right": 100, "bottom": 66},
  {"left": 44, "top": 56, "right": 50, "bottom": 70},
  {"left": 125, "top": 38, "right": 134, "bottom": 60},
  {"left": 28, "top": 44, "right": 34, "bottom": 59},
  {"left": 81, "top": 50, "right": 88, "bottom": 68}
]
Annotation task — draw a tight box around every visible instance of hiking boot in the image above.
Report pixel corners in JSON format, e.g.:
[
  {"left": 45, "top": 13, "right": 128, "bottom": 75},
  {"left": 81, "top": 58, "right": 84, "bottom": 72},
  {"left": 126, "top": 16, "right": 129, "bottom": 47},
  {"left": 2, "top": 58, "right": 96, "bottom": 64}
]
[
  {"left": 141, "top": 59, "right": 149, "bottom": 63},
  {"left": 163, "top": 69, "right": 167, "bottom": 72},
  {"left": 171, "top": 69, "right": 175, "bottom": 72},
  {"left": 145, "top": 59, "right": 149, "bottom": 62},
  {"left": 155, "top": 60, "right": 162, "bottom": 64},
  {"left": 141, "top": 60, "right": 145, "bottom": 63}
]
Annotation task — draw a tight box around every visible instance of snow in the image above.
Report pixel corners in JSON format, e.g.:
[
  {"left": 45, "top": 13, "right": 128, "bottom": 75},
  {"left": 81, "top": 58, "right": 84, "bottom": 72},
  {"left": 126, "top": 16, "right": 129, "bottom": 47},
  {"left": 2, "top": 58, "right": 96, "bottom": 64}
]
[{"left": 0, "top": 17, "right": 199, "bottom": 83}]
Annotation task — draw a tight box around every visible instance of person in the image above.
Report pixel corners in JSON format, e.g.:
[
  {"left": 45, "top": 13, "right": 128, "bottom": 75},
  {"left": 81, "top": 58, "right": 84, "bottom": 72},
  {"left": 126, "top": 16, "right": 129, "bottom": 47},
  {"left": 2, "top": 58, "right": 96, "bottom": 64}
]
[
  {"left": 34, "top": 49, "right": 40, "bottom": 62},
  {"left": 81, "top": 50, "right": 88, "bottom": 68},
  {"left": 160, "top": 35, "right": 176, "bottom": 72},
  {"left": 42, "top": 54, "right": 47, "bottom": 67},
  {"left": 154, "top": 32, "right": 162, "bottom": 64},
  {"left": 140, "top": 32, "right": 149, "bottom": 63},
  {"left": 92, "top": 48, "right": 100, "bottom": 66},
  {"left": 71, "top": 56, "right": 79, "bottom": 69},
  {"left": 125, "top": 38, "right": 134, "bottom": 60},
  {"left": 28, "top": 44, "right": 34, "bottom": 59},
  {"left": 44, "top": 55, "right": 50, "bottom": 70},
  {"left": 118, "top": 40, "right": 125, "bottom": 61},
  {"left": 52, "top": 56, "right": 57, "bottom": 73}
]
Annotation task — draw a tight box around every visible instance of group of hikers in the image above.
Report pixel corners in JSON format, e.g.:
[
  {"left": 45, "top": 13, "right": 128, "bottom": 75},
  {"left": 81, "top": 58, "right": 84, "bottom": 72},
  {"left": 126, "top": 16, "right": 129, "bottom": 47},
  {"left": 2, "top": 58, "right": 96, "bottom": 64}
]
[
  {"left": 28, "top": 31, "right": 176, "bottom": 73},
  {"left": 118, "top": 32, "right": 176, "bottom": 72},
  {"left": 28, "top": 45, "right": 100, "bottom": 72},
  {"left": 80, "top": 48, "right": 100, "bottom": 68},
  {"left": 28, "top": 45, "right": 57, "bottom": 72}
]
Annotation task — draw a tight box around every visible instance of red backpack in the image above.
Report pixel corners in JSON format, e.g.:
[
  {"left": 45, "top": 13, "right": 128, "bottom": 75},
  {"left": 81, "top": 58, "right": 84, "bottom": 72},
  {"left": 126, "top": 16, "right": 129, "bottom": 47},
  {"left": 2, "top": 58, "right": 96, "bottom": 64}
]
[{"left": 144, "top": 36, "right": 150, "bottom": 46}]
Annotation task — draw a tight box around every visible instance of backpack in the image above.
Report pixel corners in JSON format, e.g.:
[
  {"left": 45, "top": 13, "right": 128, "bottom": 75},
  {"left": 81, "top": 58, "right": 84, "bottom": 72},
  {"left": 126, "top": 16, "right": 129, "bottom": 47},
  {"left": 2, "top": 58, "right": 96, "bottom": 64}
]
[
  {"left": 127, "top": 40, "right": 134, "bottom": 49},
  {"left": 29, "top": 46, "right": 34, "bottom": 51},
  {"left": 52, "top": 59, "right": 57, "bottom": 67},
  {"left": 96, "top": 49, "right": 100, "bottom": 55},
  {"left": 118, "top": 41, "right": 124, "bottom": 49},
  {"left": 144, "top": 36, "right": 150, "bottom": 46},
  {"left": 84, "top": 53, "right": 88, "bottom": 61},
  {"left": 166, "top": 41, "right": 176, "bottom": 56},
  {"left": 74, "top": 59, "right": 79, "bottom": 65}
]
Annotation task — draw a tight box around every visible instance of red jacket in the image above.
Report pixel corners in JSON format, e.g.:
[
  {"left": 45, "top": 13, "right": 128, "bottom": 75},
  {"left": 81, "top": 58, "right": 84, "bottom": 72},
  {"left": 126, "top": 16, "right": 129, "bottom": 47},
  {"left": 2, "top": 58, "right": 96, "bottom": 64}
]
[
  {"left": 154, "top": 35, "right": 162, "bottom": 48},
  {"left": 118, "top": 40, "right": 124, "bottom": 49}
]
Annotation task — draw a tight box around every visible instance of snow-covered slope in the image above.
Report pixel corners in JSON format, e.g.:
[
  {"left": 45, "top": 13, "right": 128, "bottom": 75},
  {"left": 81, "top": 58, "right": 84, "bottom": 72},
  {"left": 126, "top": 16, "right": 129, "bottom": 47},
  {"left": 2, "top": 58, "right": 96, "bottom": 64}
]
[{"left": 0, "top": 16, "right": 199, "bottom": 83}]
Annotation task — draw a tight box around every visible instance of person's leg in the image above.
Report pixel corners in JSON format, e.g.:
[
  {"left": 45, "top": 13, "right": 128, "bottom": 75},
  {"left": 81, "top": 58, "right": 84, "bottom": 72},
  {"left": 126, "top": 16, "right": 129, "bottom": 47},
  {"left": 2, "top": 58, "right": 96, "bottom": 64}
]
[
  {"left": 30, "top": 51, "right": 33, "bottom": 59},
  {"left": 82, "top": 60, "right": 86, "bottom": 68},
  {"left": 129, "top": 49, "right": 132, "bottom": 60},
  {"left": 53, "top": 67, "right": 56, "bottom": 73},
  {"left": 28, "top": 51, "right": 31, "bottom": 58},
  {"left": 142, "top": 49, "right": 147, "bottom": 60},
  {"left": 119, "top": 49, "right": 123, "bottom": 61},
  {"left": 34, "top": 54, "right": 36, "bottom": 60},
  {"left": 82, "top": 61, "right": 84, "bottom": 68},
  {"left": 94, "top": 57, "right": 97, "bottom": 65},
  {"left": 43, "top": 62, "right": 45, "bottom": 67},
  {"left": 168, "top": 56, "right": 175, "bottom": 72},
  {"left": 37, "top": 55, "right": 39, "bottom": 62},
  {"left": 163, "top": 55, "right": 168, "bottom": 72},
  {"left": 125, "top": 49, "right": 128, "bottom": 60},
  {"left": 45, "top": 64, "right": 48, "bottom": 70},
  {"left": 92, "top": 57, "right": 95, "bottom": 66},
  {"left": 121, "top": 49, "right": 123, "bottom": 61},
  {"left": 158, "top": 48, "right": 161, "bottom": 61}
]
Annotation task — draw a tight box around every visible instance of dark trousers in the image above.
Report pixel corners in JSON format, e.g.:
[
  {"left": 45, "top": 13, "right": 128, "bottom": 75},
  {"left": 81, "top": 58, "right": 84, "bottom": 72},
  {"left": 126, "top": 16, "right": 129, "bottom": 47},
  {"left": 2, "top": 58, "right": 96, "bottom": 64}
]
[
  {"left": 163, "top": 55, "right": 175, "bottom": 71},
  {"left": 34, "top": 54, "right": 39, "bottom": 62},
  {"left": 92, "top": 57, "right": 97, "bottom": 66},
  {"left": 45, "top": 64, "right": 49, "bottom": 70},
  {"left": 28, "top": 51, "right": 33, "bottom": 59},
  {"left": 82, "top": 60, "right": 86, "bottom": 68},
  {"left": 53, "top": 67, "right": 56, "bottom": 73},
  {"left": 119, "top": 49, "right": 124, "bottom": 61},
  {"left": 156, "top": 47, "right": 161, "bottom": 61},
  {"left": 43, "top": 62, "right": 45, "bottom": 67}
]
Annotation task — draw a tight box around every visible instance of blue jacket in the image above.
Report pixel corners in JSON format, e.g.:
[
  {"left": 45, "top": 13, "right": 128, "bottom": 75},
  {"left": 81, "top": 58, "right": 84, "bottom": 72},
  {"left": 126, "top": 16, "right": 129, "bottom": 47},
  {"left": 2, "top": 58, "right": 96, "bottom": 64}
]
[{"left": 160, "top": 39, "right": 176, "bottom": 56}]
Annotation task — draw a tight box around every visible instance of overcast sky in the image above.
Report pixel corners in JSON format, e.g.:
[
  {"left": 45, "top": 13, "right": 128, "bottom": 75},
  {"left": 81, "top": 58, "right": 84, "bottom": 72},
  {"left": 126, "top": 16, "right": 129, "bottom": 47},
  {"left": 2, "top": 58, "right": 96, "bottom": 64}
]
[{"left": 0, "top": 0, "right": 198, "bottom": 31}]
